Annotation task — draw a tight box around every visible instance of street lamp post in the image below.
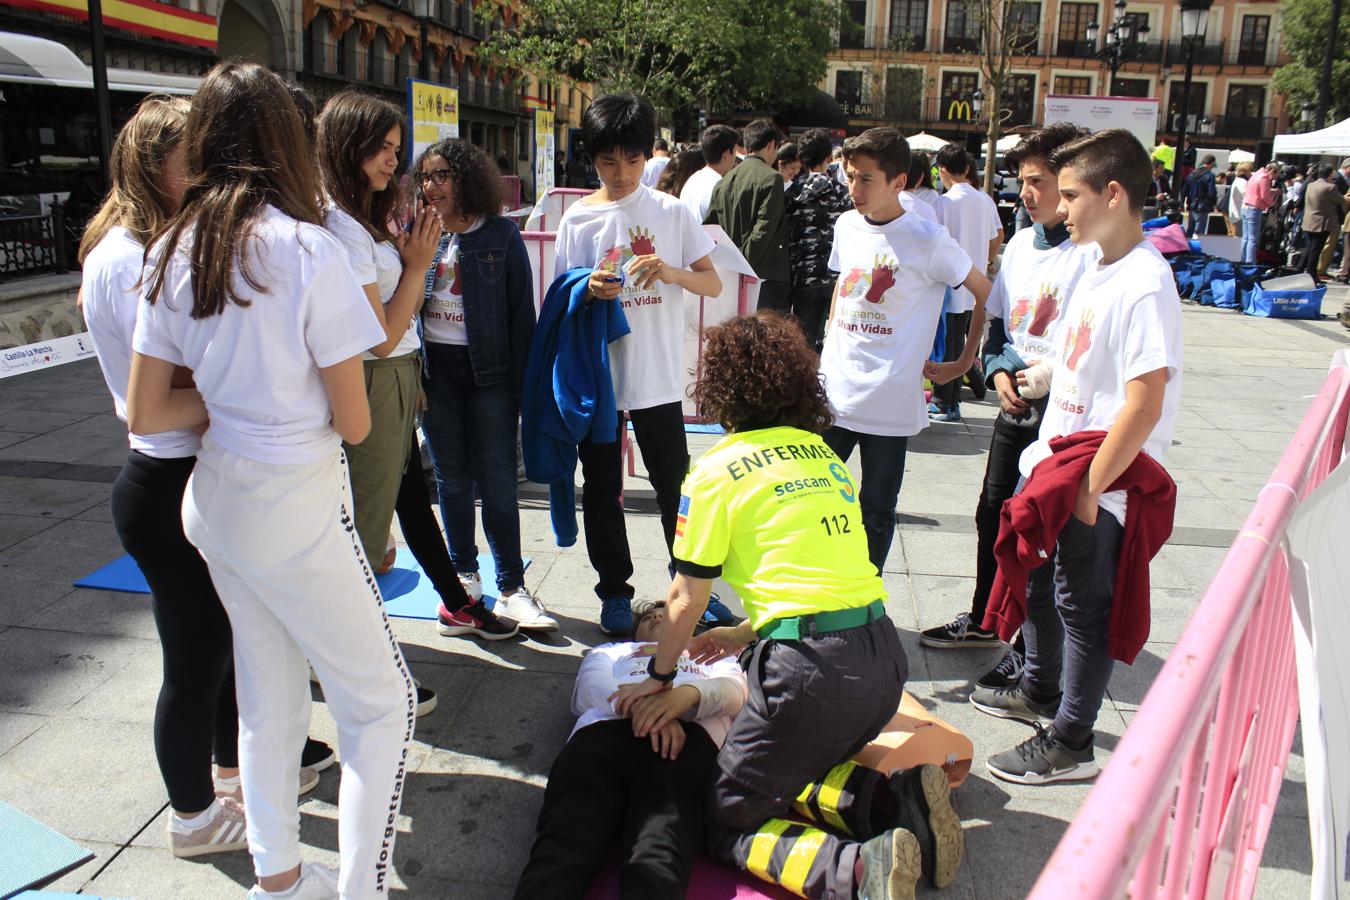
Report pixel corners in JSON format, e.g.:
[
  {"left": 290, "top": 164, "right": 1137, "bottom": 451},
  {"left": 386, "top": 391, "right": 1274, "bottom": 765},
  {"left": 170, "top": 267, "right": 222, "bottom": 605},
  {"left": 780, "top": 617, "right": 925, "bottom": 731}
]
[
  {"left": 412, "top": 0, "right": 435, "bottom": 81},
  {"left": 1170, "top": 0, "right": 1212, "bottom": 218},
  {"left": 1301, "top": 101, "right": 1316, "bottom": 132},
  {"left": 87, "top": 0, "right": 114, "bottom": 190},
  {"left": 1086, "top": 0, "right": 1151, "bottom": 95}
]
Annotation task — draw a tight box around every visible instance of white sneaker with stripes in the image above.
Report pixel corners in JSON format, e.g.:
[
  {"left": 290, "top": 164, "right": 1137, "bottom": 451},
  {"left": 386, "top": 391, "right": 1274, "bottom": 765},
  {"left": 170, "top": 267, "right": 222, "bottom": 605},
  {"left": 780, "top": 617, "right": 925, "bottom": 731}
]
[{"left": 167, "top": 797, "right": 248, "bottom": 858}]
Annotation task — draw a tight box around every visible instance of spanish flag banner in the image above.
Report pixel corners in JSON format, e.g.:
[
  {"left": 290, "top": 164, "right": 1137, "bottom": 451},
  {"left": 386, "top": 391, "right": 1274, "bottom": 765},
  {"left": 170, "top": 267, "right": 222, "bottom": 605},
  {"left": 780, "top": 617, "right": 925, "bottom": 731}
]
[{"left": 0, "top": 0, "right": 218, "bottom": 50}]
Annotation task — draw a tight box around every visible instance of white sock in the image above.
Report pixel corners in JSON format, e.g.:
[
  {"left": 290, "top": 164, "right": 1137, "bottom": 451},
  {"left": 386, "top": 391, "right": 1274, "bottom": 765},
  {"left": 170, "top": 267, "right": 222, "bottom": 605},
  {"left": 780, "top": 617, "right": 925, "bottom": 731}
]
[
  {"left": 170, "top": 798, "right": 218, "bottom": 832},
  {"left": 216, "top": 774, "right": 241, "bottom": 789},
  {"left": 264, "top": 877, "right": 306, "bottom": 899}
]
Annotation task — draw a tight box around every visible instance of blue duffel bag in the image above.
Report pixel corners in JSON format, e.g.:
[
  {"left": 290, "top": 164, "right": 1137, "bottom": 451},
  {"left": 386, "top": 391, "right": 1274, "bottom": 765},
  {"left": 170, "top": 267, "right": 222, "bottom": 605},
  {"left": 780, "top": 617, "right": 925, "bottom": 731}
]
[
  {"left": 1210, "top": 277, "right": 1239, "bottom": 309},
  {"left": 1242, "top": 284, "right": 1326, "bottom": 319},
  {"left": 1196, "top": 259, "right": 1235, "bottom": 306}
]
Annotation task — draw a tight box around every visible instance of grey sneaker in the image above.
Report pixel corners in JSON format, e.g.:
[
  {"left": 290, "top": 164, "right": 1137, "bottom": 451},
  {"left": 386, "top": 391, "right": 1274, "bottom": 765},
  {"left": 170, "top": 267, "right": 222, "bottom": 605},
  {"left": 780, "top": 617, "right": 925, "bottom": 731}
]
[
  {"left": 969, "top": 683, "right": 1059, "bottom": 726},
  {"left": 857, "top": 828, "right": 922, "bottom": 900},
  {"left": 987, "top": 725, "right": 1099, "bottom": 785},
  {"left": 887, "top": 764, "right": 964, "bottom": 889},
  {"left": 216, "top": 767, "right": 320, "bottom": 803},
  {"left": 168, "top": 797, "right": 248, "bottom": 858}
]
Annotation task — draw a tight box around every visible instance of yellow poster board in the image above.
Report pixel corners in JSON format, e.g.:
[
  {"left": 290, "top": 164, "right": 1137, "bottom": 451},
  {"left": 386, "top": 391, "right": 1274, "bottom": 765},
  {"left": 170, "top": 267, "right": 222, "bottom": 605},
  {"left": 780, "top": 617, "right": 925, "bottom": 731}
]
[
  {"left": 407, "top": 79, "right": 460, "bottom": 165},
  {"left": 533, "top": 108, "right": 555, "bottom": 197}
]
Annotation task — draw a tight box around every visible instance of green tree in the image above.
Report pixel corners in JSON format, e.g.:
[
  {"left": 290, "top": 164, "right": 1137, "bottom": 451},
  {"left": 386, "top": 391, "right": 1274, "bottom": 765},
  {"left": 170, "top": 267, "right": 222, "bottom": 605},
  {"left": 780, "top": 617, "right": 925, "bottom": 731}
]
[
  {"left": 475, "top": 0, "right": 838, "bottom": 116},
  {"left": 1270, "top": 0, "right": 1349, "bottom": 123}
]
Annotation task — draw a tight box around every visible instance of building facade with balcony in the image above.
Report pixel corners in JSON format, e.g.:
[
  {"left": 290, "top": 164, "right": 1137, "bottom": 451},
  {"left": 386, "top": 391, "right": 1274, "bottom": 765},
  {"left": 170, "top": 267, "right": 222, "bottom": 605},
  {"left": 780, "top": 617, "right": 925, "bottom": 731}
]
[{"left": 824, "top": 0, "right": 1289, "bottom": 153}]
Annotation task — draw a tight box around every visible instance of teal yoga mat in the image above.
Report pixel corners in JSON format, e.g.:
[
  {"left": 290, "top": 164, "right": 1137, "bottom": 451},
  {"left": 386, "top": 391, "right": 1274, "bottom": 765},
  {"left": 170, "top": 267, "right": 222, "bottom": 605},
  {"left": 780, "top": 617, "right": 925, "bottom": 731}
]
[
  {"left": 74, "top": 550, "right": 530, "bottom": 622},
  {"left": 0, "top": 801, "right": 95, "bottom": 898}
]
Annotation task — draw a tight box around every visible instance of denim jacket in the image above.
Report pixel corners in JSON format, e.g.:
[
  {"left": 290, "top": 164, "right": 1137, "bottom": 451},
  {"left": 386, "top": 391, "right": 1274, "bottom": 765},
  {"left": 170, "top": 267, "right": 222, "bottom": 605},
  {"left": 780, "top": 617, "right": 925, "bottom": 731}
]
[{"left": 421, "top": 215, "right": 536, "bottom": 396}]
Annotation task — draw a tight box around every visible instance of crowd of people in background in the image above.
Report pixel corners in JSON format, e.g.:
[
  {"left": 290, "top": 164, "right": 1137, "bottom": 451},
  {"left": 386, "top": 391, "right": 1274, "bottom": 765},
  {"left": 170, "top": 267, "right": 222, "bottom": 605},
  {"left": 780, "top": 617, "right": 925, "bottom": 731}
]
[{"left": 70, "top": 54, "right": 1232, "bottom": 900}]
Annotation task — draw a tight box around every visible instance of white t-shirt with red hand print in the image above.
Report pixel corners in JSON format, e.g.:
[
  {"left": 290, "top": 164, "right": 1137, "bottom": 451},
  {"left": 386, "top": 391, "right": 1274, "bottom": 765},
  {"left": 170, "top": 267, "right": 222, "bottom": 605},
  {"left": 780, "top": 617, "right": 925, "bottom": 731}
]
[
  {"left": 1019, "top": 239, "right": 1184, "bottom": 524},
  {"left": 986, "top": 226, "right": 1098, "bottom": 365},
  {"left": 820, "top": 209, "right": 972, "bottom": 437},
  {"left": 553, "top": 184, "right": 716, "bottom": 411}
]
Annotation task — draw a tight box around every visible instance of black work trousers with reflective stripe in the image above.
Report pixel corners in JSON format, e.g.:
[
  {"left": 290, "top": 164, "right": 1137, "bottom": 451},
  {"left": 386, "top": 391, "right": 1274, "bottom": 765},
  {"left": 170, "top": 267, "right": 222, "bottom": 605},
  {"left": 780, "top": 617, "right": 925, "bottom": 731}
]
[{"left": 708, "top": 616, "right": 908, "bottom": 898}]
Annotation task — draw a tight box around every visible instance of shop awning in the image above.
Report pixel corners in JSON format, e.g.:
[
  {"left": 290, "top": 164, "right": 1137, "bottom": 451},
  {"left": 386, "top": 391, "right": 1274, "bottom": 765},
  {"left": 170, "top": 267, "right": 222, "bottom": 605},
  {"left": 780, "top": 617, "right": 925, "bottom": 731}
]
[{"left": 0, "top": 31, "right": 201, "bottom": 94}]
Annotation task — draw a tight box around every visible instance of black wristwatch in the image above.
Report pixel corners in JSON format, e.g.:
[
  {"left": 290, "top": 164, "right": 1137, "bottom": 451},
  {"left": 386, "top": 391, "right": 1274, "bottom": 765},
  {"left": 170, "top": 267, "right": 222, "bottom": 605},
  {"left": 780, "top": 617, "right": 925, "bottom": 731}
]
[{"left": 647, "top": 656, "right": 677, "bottom": 683}]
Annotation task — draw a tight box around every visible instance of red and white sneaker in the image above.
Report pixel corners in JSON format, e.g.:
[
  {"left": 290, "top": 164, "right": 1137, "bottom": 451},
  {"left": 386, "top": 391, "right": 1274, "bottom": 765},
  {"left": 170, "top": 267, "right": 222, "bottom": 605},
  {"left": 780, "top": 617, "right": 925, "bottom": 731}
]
[{"left": 436, "top": 600, "right": 519, "bottom": 640}]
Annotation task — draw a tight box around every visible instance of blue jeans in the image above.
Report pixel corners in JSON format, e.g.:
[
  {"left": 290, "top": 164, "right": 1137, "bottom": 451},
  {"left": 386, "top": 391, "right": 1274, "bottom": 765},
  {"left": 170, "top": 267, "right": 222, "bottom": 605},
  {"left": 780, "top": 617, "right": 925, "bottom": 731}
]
[
  {"left": 421, "top": 342, "right": 524, "bottom": 593},
  {"left": 1240, "top": 206, "right": 1263, "bottom": 262},
  {"left": 821, "top": 427, "right": 908, "bottom": 574},
  {"left": 1020, "top": 511, "right": 1124, "bottom": 746},
  {"left": 1185, "top": 207, "right": 1210, "bottom": 238}
]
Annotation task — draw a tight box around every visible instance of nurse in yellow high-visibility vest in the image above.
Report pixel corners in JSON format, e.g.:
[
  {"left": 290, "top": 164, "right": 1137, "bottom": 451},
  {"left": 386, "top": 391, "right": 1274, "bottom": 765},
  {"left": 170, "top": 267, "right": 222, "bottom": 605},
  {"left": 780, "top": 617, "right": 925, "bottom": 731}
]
[{"left": 613, "top": 314, "right": 964, "bottom": 900}]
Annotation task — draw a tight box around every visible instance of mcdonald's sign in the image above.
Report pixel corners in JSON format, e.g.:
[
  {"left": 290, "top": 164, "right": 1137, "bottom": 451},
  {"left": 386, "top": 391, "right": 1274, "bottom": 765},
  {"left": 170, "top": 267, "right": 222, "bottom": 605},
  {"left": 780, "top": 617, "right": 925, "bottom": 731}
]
[{"left": 946, "top": 99, "right": 973, "bottom": 121}]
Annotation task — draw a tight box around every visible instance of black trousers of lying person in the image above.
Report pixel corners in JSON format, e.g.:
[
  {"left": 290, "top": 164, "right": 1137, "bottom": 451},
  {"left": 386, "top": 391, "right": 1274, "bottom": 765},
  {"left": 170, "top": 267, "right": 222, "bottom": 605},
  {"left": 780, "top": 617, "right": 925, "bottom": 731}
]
[{"left": 514, "top": 719, "right": 719, "bottom": 900}]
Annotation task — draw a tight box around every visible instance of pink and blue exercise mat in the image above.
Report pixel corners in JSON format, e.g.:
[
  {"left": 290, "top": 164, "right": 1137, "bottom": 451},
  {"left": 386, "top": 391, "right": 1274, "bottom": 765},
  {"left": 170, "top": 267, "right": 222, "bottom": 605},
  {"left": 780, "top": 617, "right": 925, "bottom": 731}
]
[{"left": 74, "top": 549, "right": 530, "bottom": 620}]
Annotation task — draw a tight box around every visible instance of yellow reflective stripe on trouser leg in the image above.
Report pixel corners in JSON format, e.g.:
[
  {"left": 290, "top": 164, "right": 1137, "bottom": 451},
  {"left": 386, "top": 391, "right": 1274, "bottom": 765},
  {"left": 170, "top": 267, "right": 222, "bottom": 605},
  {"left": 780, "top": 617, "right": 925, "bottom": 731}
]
[
  {"left": 779, "top": 827, "right": 829, "bottom": 896},
  {"left": 746, "top": 818, "right": 792, "bottom": 883},
  {"left": 792, "top": 782, "right": 818, "bottom": 822},
  {"left": 816, "top": 761, "right": 857, "bottom": 836}
]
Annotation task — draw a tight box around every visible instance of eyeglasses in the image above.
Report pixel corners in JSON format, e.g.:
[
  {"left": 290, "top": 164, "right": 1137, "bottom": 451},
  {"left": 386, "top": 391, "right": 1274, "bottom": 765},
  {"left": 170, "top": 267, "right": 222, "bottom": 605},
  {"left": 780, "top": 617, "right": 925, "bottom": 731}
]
[{"left": 414, "top": 170, "right": 452, "bottom": 186}]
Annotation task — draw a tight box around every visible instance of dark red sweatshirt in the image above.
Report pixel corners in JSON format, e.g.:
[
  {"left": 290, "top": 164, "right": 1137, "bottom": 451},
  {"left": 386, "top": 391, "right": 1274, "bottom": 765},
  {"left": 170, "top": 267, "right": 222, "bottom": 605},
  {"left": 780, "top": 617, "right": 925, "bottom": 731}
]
[{"left": 980, "top": 430, "right": 1177, "bottom": 665}]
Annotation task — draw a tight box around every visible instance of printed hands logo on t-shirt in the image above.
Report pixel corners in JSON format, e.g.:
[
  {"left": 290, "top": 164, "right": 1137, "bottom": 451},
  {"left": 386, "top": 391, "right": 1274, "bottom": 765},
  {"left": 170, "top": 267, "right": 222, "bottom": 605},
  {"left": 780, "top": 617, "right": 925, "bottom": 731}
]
[
  {"left": 841, "top": 254, "right": 900, "bottom": 303},
  {"left": 1061, "top": 310, "right": 1094, "bottom": 372},
  {"left": 1009, "top": 283, "right": 1061, "bottom": 337},
  {"left": 432, "top": 249, "right": 462, "bottom": 296},
  {"left": 628, "top": 226, "right": 656, "bottom": 256},
  {"left": 599, "top": 243, "right": 631, "bottom": 275}
]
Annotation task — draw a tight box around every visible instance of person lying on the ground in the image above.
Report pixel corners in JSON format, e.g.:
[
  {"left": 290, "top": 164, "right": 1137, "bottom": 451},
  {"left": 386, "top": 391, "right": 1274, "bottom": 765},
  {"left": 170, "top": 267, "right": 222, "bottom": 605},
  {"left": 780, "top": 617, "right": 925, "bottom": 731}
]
[{"left": 513, "top": 599, "right": 748, "bottom": 900}]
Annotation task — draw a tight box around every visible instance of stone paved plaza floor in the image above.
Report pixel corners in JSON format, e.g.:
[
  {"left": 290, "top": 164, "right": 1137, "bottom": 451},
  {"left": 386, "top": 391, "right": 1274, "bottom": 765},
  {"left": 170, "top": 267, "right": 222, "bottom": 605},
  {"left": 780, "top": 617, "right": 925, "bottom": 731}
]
[{"left": 1, "top": 287, "right": 1345, "bottom": 899}]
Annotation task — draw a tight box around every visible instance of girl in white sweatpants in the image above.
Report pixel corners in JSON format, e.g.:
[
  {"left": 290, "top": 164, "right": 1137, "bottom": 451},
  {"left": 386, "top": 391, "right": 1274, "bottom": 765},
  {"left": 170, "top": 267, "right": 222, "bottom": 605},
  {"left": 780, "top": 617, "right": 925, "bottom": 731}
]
[{"left": 128, "top": 60, "right": 413, "bottom": 900}]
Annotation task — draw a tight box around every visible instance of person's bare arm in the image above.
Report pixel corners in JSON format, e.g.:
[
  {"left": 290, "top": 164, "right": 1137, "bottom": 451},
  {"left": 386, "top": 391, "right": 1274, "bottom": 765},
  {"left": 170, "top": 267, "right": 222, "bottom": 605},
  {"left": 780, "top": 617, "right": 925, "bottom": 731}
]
[
  {"left": 988, "top": 230, "right": 1004, "bottom": 271},
  {"left": 1074, "top": 368, "right": 1168, "bottom": 525},
  {"left": 320, "top": 354, "right": 372, "bottom": 445},
  {"left": 368, "top": 209, "right": 440, "bottom": 357},
  {"left": 127, "top": 352, "right": 207, "bottom": 435},
  {"left": 610, "top": 574, "right": 712, "bottom": 713},
  {"left": 923, "top": 267, "right": 991, "bottom": 384},
  {"left": 626, "top": 253, "right": 722, "bottom": 298}
]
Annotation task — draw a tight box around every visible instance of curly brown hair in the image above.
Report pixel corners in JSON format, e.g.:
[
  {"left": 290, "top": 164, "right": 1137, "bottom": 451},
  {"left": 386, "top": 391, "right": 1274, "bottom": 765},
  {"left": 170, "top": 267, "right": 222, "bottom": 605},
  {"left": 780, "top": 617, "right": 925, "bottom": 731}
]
[
  {"left": 692, "top": 313, "right": 833, "bottom": 434},
  {"left": 415, "top": 138, "right": 502, "bottom": 219}
]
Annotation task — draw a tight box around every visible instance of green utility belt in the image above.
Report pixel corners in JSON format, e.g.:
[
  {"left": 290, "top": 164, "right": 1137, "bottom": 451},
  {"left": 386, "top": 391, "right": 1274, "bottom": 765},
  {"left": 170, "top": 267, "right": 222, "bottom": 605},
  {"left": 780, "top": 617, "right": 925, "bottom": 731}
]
[{"left": 756, "top": 599, "right": 886, "bottom": 641}]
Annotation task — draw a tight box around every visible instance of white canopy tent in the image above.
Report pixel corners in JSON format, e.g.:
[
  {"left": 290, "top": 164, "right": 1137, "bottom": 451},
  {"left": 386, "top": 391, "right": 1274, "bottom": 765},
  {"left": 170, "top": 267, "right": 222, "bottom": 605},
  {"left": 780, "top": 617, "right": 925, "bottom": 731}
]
[
  {"left": 1229, "top": 149, "right": 1256, "bottom": 164},
  {"left": 906, "top": 132, "right": 948, "bottom": 152},
  {"left": 0, "top": 31, "right": 201, "bottom": 94},
  {"left": 1273, "top": 118, "right": 1350, "bottom": 157}
]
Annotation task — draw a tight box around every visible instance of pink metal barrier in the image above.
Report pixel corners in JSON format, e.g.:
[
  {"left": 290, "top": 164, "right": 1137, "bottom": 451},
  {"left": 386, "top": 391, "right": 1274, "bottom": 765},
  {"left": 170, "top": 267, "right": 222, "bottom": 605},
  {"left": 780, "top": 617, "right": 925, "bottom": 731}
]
[{"left": 1031, "top": 357, "right": 1350, "bottom": 900}]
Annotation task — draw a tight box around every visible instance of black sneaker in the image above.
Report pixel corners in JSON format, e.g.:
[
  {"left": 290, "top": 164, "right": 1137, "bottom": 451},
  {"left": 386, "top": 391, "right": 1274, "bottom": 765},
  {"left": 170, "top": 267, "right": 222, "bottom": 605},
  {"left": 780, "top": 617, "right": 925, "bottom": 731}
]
[
  {"left": 300, "top": 738, "right": 335, "bottom": 773},
  {"left": 857, "top": 828, "right": 922, "bottom": 900},
  {"left": 987, "top": 725, "right": 1099, "bottom": 785},
  {"left": 919, "top": 612, "right": 1001, "bottom": 649},
  {"left": 975, "top": 646, "right": 1025, "bottom": 689},
  {"left": 886, "top": 764, "right": 964, "bottom": 889},
  {"left": 415, "top": 684, "right": 437, "bottom": 717},
  {"left": 969, "top": 683, "right": 1059, "bottom": 726},
  {"left": 436, "top": 600, "right": 520, "bottom": 640}
]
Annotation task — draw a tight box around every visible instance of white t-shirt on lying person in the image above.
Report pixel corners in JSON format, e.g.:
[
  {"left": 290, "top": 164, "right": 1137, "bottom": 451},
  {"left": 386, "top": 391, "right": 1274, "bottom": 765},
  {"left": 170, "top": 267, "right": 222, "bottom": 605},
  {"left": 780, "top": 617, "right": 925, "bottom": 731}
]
[
  {"left": 986, "top": 227, "right": 1098, "bottom": 365},
  {"left": 133, "top": 205, "right": 385, "bottom": 466},
  {"left": 553, "top": 185, "right": 716, "bottom": 411},
  {"left": 820, "top": 209, "right": 972, "bottom": 437},
  {"left": 1019, "top": 240, "right": 1184, "bottom": 524},
  {"left": 323, "top": 204, "right": 420, "bottom": 359},
  {"left": 569, "top": 642, "right": 747, "bottom": 748},
  {"left": 81, "top": 225, "right": 200, "bottom": 459}
]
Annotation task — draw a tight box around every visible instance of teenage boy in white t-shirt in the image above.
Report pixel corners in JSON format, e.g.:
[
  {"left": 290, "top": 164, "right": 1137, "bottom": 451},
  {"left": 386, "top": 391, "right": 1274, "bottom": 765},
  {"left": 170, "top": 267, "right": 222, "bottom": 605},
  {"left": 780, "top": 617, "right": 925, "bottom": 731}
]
[
  {"left": 552, "top": 93, "right": 722, "bottom": 636},
  {"left": 819, "top": 127, "right": 992, "bottom": 576},
  {"left": 972, "top": 129, "right": 1184, "bottom": 784},
  {"left": 920, "top": 123, "right": 1096, "bottom": 689},
  {"left": 931, "top": 144, "right": 1004, "bottom": 421}
]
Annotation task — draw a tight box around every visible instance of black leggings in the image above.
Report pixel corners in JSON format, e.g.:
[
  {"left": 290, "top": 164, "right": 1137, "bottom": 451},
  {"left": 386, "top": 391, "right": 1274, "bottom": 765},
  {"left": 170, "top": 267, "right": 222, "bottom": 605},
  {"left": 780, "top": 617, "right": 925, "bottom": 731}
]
[
  {"left": 110, "top": 450, "right": 237, "bottom": 814},
  {"left": 394, "top": 436, "right": 472, "bottom": 611}
]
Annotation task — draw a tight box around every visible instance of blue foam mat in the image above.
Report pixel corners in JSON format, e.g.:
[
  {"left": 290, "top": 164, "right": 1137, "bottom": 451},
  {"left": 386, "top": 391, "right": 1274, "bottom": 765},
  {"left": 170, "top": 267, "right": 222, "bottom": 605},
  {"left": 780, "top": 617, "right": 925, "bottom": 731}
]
[
  {"left": 0, "top": 801, "right": 95, "bottom": 898},
  {"left": 626, "top": 420, "right": 724, "bottom": 435},
  {"left": 75, "top": 549, "right": 531, "bottom": 622}
]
